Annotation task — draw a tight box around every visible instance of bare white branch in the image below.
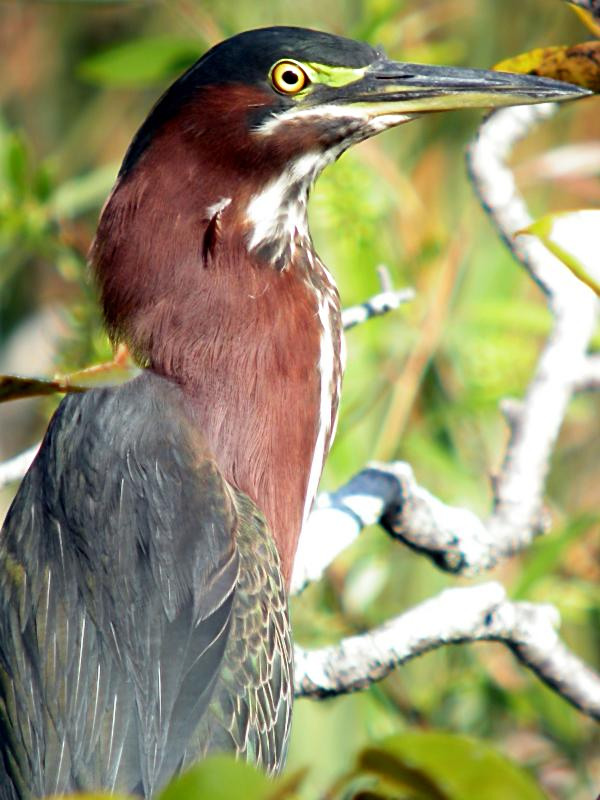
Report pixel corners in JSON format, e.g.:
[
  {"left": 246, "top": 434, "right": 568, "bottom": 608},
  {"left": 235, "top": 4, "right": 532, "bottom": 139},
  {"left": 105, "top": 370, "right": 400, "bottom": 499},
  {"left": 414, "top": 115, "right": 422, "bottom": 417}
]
[{"left": 294, "top": 582, "right": 600, "bottom": 721}]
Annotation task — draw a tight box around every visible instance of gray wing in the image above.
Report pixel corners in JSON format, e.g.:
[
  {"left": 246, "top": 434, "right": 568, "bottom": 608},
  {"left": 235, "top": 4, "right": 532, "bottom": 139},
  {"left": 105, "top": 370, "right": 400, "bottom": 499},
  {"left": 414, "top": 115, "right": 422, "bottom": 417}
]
[{"left": 0, "top": 371, "right": 239, "bottom": 798}]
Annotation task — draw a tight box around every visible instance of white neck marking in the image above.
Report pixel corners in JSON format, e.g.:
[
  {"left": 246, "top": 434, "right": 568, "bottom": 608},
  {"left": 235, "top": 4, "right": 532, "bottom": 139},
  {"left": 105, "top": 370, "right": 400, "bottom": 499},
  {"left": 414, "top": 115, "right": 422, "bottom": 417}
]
[
  {"left": 302, "top": 281, "right": 341, "bottom": 524},
  {"left": 256, "top": 104, "right": 413, "bottom": 138},
  {"left": 245, "top": 151, "right": 334, "bottom": 261}
]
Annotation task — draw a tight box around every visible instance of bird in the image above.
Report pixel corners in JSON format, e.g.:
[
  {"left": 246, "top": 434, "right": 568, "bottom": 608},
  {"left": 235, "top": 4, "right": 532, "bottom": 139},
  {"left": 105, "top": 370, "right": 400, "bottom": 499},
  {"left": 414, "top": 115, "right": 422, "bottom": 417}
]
[{"left": 0, "top": 26, "right": 587, "bottom": 799}]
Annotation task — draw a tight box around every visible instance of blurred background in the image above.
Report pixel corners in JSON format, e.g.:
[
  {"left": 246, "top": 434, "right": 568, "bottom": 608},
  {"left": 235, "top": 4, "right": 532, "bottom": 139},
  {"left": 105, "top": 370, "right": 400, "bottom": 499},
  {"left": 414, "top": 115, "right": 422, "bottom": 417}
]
[{"left": 0, "top": 1, "right": 598, "bottom": 797}]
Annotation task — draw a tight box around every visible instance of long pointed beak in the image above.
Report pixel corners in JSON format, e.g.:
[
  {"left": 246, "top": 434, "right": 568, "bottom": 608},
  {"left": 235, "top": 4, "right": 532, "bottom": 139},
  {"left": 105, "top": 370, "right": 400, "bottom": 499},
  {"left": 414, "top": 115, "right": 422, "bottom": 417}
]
[{"left": 343, "top": 58, "right": 591, "bottom": 114}]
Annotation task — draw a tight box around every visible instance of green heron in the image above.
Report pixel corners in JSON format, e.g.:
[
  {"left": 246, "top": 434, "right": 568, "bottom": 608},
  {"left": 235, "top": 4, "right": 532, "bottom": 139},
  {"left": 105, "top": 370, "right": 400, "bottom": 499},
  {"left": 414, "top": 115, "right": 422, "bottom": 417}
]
[{"left": 0, "top": 26, "right": 587, "bottom": 799}]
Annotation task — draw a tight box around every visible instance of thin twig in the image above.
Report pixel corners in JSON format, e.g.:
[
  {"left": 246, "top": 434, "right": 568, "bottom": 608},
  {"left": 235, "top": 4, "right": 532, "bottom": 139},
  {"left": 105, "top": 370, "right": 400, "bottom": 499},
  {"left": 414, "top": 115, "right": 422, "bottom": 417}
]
[{"left": 342, "top": 287, "right": 415, "bottom": 331}]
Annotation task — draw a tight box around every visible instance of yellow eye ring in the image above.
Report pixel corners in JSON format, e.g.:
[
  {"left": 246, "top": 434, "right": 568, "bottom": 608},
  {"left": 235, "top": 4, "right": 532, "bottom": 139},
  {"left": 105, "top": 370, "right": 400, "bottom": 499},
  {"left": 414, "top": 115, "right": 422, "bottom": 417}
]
[{"left": 270, "top": 60, "right": 308, "bottom": 95}]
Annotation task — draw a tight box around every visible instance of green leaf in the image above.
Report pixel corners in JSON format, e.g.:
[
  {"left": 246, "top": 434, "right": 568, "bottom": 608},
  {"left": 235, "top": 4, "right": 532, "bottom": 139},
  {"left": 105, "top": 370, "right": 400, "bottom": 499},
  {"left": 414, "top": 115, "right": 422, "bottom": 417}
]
[
  {"left": 355, "top": 732, "right": 548, "bottom": 800},
  {"left": 519, "top": 210, "right": 600, "bottom": 295},
  {"left": 159, "top": 756, "right": 304, "bottom": 800},
  {"left": 78, "top": 36, "right": 204, "bottom": 87}
]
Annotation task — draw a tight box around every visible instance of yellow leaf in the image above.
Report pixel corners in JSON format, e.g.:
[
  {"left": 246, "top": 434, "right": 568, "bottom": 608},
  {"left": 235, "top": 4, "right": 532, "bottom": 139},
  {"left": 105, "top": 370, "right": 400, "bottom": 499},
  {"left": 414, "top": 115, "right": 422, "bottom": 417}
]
[{"left": 495, "top": 42, "right": 600, "bottom": 91}]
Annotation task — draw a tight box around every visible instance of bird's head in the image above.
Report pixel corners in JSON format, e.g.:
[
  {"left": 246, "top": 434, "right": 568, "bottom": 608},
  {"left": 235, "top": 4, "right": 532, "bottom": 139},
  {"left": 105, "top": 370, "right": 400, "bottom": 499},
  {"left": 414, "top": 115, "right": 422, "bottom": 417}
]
[
  {"left": 94, "top": 26, "right": 589, "bottom": 354},
  {"left": 122, "top": 25, "right": 587, "bottom": 177}
]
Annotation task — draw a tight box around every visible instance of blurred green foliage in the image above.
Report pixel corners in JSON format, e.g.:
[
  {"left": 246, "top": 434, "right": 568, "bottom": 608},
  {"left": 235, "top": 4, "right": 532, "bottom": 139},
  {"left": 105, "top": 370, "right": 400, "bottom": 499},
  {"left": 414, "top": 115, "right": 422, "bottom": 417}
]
[
  {"left": 78, "top": 36, "right": 205, "bottom": 86},
  {"left": 62, "top": 734, "right": 551, "bottom": 799},
  {"left": 159, "top": 756, "right": 305, "bottom": 800},
  {"left": 0, "top": 1, "right": 598, "bottom": 798}
]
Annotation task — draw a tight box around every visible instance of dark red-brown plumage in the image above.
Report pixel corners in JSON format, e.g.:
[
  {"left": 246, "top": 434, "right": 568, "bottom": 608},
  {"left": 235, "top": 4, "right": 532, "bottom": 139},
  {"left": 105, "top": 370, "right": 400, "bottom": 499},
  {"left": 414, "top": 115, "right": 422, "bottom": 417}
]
[{"left": 92, "top": 82, "right": 343, "bottom": 582}]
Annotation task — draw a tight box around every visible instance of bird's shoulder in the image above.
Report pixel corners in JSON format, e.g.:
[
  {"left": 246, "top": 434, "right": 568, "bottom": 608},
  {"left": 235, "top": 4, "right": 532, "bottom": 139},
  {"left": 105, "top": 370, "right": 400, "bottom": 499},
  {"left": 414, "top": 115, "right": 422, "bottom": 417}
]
[{"left": 3, "top": 369, "right": 238, "bottom": 606}]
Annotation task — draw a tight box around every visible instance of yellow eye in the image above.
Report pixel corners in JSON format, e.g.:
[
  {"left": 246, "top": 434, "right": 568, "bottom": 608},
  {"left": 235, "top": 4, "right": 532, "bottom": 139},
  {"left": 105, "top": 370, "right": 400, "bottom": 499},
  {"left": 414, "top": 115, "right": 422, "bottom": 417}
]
[{"left": 271, "top": 60, "right": 308, "bottom": 95}]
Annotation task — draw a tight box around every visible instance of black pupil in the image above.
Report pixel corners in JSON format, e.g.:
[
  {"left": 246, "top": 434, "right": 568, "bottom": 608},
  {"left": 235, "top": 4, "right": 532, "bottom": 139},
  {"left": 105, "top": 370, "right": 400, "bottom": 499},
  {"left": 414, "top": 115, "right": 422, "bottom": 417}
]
[{"left": 282, "top": 69, "right": 299, "bottom": 86}]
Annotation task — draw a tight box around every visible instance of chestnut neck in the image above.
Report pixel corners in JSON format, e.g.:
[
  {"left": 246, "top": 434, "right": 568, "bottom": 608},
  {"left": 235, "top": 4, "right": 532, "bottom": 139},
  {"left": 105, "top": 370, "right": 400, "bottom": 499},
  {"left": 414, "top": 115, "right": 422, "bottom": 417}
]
[{"left": 91, "top": 98, "right": 341, "bottom": 585}]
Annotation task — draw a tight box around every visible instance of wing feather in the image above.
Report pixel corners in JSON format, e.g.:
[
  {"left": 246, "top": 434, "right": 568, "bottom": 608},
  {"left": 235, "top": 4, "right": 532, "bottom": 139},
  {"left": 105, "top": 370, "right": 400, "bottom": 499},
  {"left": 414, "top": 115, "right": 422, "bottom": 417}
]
[{"left": 0, "top": 371, "right": 239, "bottom": 797}]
